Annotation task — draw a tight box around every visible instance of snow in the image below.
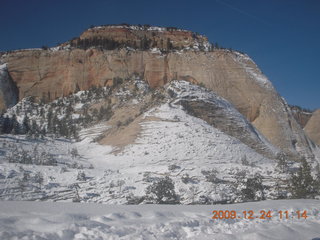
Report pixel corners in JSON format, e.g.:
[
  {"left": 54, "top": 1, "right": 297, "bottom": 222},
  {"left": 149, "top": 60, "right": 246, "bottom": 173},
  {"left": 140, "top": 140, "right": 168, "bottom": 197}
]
[
  {"left": 150, "top": 48, "right": 162, "bottom": 54},
  {"left": 0, "top": 199, "right": 319, "bottom": 239},
  {"left": 0, "top": 63, "right": 7, "bottom": 71},
  {"left": 232, "top": 52, "right": 274, "bottom": 90}
]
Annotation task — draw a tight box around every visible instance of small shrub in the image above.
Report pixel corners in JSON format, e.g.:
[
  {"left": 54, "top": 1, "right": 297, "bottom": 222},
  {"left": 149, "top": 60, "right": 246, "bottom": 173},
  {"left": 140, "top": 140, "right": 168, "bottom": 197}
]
[
  {"left": 241, "top": 155, "right": 249, "bottom": 166},
  {"left": 126, "top": 194, "right": 145, "bottom": 204},
  {"left": 201, "top": 169, "right": 220, "bottom": 183},
  {"left": 60, "top": 166, "right": 68, "bottom": 173},
  {"left": 69, "top": 183, "right": 80, "bottom": 202},
  {"left": 70, "top": 148, "right": 79, "bottom": 159},
  {"left": 88, "top": 164, "right": 94, "bottom": 169},
  {"left": 116, "top": 121, "right": 122, "bottom": 128},
  {"left": 34, "top": 172, "right": 44, "bottom": 189},
  {"left": 181, "top": 173, "right": 193, "bottom": 184},
  {"left": 168, "top": 164, "right": 181, "bottom": 171}
]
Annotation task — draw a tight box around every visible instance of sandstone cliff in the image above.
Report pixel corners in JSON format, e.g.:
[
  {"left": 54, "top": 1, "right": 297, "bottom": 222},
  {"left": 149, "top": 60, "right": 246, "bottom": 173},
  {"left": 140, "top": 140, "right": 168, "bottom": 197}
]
[
  {"left": 304, "top": 109, "right": 320, "bottom": 146},
  {"left": 0, "top": 25, "right": 317, "bottom": 159}
]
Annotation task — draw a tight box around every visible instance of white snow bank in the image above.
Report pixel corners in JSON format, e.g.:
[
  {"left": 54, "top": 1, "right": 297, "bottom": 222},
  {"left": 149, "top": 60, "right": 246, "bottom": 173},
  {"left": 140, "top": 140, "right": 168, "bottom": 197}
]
[{"left": 0, "top": 200, "right": 319, "bottom": 240}]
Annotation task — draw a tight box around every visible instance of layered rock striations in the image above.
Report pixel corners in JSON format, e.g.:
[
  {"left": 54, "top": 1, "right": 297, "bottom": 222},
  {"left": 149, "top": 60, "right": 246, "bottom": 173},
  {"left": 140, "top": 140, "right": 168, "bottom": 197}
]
[{"left": 0, "top": 25, "right": 318, "bottom": 159}]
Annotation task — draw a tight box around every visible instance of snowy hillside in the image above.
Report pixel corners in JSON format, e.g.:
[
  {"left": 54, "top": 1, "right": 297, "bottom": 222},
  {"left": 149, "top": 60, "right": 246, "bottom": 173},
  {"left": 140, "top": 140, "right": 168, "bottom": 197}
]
[
  {"left": 0, "top": 200, "right": 319, "bottom": 240},
  {"left": 1, "top": 79, "right": 315, "bottom": 205}
]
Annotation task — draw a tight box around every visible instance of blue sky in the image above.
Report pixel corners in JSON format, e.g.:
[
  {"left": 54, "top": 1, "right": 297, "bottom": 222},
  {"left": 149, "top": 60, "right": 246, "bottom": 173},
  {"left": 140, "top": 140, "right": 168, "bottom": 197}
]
[{"left": 1, "top": 0, "right": 319, "bottom": 110}]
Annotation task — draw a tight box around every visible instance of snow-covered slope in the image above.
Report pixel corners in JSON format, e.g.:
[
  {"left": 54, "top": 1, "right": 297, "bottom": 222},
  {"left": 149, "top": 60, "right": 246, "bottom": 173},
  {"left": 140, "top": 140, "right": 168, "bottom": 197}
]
[{"left": 0, "top": 81, "right": 284, "bottom": 204}]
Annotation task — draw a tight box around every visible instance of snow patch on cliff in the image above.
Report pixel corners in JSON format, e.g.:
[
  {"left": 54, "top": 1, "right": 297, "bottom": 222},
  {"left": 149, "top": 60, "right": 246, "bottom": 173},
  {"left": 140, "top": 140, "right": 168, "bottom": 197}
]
[{"left": 232, "top": 52, "right": 275, "bottom": 90}]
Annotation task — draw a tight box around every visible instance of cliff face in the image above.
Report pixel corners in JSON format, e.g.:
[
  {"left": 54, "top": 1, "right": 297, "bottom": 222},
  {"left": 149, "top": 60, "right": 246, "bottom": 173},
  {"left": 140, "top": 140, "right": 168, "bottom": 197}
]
[
  {"left": 304, "top": 109, "right": 320, "bottom": 146},
  {"left": 0, "top": 64, "right": 18, "bottom": 110},
  {"left": 290, "top": 106, "right": 312, "bottom": 128},
  {"left": 0, "top": 25, "right": 316, "bottom": 159}
]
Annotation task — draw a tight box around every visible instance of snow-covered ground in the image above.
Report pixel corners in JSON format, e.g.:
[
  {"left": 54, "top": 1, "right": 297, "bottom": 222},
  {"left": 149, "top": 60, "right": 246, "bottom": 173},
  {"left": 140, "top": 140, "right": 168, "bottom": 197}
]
[{"left": 0, "top": 200, "right": 319, "bottom": 240}]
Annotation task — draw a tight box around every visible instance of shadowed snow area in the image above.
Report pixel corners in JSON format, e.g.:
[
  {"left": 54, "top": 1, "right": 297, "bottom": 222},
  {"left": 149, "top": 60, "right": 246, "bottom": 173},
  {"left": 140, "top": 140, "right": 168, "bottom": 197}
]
[{"left": 0, "top": 200, "right": 319, "bottom": 240}]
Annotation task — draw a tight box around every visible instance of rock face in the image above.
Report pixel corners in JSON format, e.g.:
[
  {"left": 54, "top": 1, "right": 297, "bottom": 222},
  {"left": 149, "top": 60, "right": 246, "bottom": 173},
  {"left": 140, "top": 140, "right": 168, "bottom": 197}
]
[
  {"left": 290, "top": 105, "right": 312, "bottom": 128},
  {"left": 0, "top": 64, "right": 18, "bottom": 110},
  {"left": 0, "top": 25, "right": 317, "bottom": 159},
  {"left": 304, "top": 109, "right": 320, "bottom": 146}
]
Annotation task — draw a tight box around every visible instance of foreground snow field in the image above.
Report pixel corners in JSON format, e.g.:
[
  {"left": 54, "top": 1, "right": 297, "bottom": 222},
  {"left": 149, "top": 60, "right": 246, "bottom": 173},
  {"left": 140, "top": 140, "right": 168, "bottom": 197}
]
[{"left": 0, "top": 200, "right": 319, "bottom": 240}]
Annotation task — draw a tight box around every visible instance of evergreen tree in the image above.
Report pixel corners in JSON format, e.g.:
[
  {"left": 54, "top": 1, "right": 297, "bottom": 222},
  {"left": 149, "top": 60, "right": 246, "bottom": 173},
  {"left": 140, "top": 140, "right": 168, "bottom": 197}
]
[
  {"left": 11, "top": 115, "right": 20, "bottom": 135},
  {"left": 290, "top": 158, "right": 315, "bottom": 198},
  {"left": 2, "top": 116, "right": 12, "bottom": 134},
  {"left": 47, "top": 108, "right": 53, "bottom": 132},
  {"left": 240, "top": 173, "right": 265, "bottom": 201},
  {"left": 166, "top": 38, "right": 173, "bottom": 50},
  {"left": 146, "top": 176, "right": 179, "bottom": 204},
  {"left": 0, "top": 114, "right": 4, "bottom": 134},
  {"left": 31, "top": 120, "right": 39, "bottom": 135},
  {"left": 22, "top": 115, "right": 30, "bottom": 134}
]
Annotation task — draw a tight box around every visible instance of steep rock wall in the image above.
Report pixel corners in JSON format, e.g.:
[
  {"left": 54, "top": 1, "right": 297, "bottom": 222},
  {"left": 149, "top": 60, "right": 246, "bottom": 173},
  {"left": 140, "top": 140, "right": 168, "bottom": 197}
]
[{"left": 304, "top": 109, "right": 320, "bottom": 146}]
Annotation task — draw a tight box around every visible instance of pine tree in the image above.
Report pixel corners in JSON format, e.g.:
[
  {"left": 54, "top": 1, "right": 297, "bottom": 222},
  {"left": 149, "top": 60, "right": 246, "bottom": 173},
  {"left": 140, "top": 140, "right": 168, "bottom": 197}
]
[
  {"left": 34, "top": 172, "right": 44, "bottom": 189},
  {"left": 47, "top": 108, "right": 53, "bottom": 133},
  {"left": 290, "top": 158, "right": 315, "bottom": 198},
  {"left": 0, "top": 114, "right": 4, "bottom": 134},
  {"left": 11, "top": 115, "right": 20, "bottom": 135},
  {"left": 146, "top": 176, "right": 179, "bottom": 204},
  {"left": 167, "top": 38, "right": 173, "bottom": 50},
  {"left": 22, "top": 115, "right": 30, "bottom": 134}
]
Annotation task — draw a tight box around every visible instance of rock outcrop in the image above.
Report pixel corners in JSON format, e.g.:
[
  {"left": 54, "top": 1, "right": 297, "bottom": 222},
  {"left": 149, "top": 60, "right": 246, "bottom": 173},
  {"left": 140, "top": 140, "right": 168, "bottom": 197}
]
[
  {"left": 70, "top": 25, "right": 210, "bottom": 51},
  {"left": 0, "top": 64, "right": 18, "bottom": 110},
  {"left": 0, "top": 25, "right": 317, "bottom": 159},
  {"left": 304, "top": 109, "right": 320, "bottom": 146}
]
